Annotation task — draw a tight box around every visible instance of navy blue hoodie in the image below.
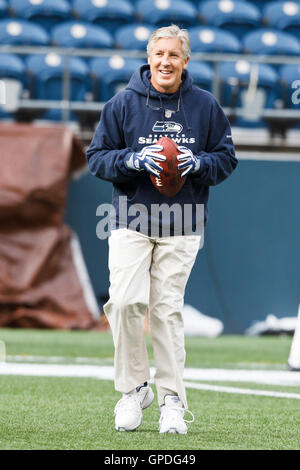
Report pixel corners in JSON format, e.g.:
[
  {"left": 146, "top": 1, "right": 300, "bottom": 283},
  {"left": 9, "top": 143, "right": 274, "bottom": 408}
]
[{"left": 86, "top": 64, "right": 237, "bottom": 236}]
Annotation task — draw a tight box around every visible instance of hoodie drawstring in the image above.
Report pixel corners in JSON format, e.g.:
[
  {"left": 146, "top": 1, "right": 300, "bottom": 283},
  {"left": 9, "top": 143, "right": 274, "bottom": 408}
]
[
  {"left": 179, "top": 87, "right": 192, "bottom": 135},
  {"left": 159, "top": 95, "right": 165, "bottom": 123},
  {"left": 146, "top": 80, "right": 192, "bottom": 134}
]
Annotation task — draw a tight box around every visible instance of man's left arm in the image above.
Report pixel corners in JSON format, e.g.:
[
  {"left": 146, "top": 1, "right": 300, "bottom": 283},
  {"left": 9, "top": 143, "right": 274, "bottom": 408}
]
[{"left": 178, "top": 100, "right": 238, "bottom": 185}]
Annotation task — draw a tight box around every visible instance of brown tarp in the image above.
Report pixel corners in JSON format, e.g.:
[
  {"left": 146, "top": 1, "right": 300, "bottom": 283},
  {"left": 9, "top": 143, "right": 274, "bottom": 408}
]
[{"left": 0, "top": 123, "right": 99, "bottom": 329}]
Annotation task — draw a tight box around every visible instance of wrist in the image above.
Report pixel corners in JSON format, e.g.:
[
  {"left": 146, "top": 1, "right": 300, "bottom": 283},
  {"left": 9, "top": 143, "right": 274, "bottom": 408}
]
[
  {"left": 192, "top": 156, "right": 201, "bottom": 173},
  {"left": 126, "top": 152, "right": 141, "bottom": 171}
]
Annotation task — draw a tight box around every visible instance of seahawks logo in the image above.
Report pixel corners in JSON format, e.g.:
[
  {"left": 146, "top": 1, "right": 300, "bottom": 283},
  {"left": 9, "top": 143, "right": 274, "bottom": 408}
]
[{"left": 152, "top": 121, "right": 183, "bottom": 134}]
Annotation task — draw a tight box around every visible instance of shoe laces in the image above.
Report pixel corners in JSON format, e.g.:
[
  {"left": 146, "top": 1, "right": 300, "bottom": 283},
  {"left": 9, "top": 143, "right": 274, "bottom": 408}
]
[
  {"left": 160, "top": 405, "right": 195, "bottom": 424},
  {"left": 183, "top": 408, "right": 195, "bottom": 424},
  {"left": 114, "top": 392, "right": 141, "bottom": 414}
]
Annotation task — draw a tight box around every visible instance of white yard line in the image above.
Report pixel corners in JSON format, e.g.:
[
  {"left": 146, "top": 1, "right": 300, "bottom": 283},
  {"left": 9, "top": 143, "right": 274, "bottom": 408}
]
[
  {"left": 6, "top": 355, "right": 112, "bottom": 364},
  {"left": 3, "top": 362, "right": 300, "bottom": 386},
  {"left": 0, "top": 362, "right": 115, "bottom": 380},
  {"left": 184, "top": 382, "right": 300, "bottom": 400},
  {"left": 183, "top": 368, "right": 300, "bottom": 386},
  {"left": 1, "top": 362, "right": 300, "bottom": 399}
]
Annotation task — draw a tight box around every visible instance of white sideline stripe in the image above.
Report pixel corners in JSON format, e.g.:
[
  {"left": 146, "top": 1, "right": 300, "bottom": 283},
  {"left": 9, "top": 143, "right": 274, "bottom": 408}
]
[
  {"left": 1, "top": 363, "right": 300, "bottom": 386},
  {"left": 1, "top": 363, "right": 300, "bottom": 400},
  {"left": 6, "top": 355, "right": 111, "bottom": 364},
  {"left": 0, "top": 363, "right": 115, "bottom": 380},
  {"left": 183, "top": 368, "right": 300, "bottom": 386},
  {"left": 184, "top": 382, "right": 300, "bottom": 400}
]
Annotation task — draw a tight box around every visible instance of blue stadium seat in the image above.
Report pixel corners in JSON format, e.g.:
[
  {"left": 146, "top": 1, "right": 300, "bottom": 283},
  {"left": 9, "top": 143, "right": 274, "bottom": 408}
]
[
  {"left": 279, "top": 64, "right": 300, "bottom": 108},
  {"left": 136, "top": 0, "right": 198, "bottom": 29},
  {"left": 189, "top": 26, "right": 242, "bottom": 53},
  {"left": 10, "top": 0, "right": 72, "bottom": 31},
  {"left": 26, "top": 52, "right": 90, "bottom": 120},
  {"left": 26, "top": 52, "right": 90, "bottom": 100},
  {"left": 73, "top": 0, "right": 135, "bottom": 35},
  {"left": 0, "top": 19, "right": 49, "bottom": 45},
  {"left": 115, "top": 23, "right": 155, "bottom": 50},
  {"left": 0, "top": 0, "right": 8, "bottom": 18},
  {"left": 199, "top": 0, "right": 262, "bottom": 37},
  {"left": 218, "top": 59, "right": 280, "bottom": 126},
  {"left": 51, "top": 21, "right": 114, "bottom": 48},
  {"left": 187, "top": 60, "right": 213, "bottom": 92},
  {"left": 90, "top": 55, "right": 145, "bottom": 101},
  {"left": 263, "top": 1, "right": 300, "bottom": 40},
  {"left": 243, "top": 28, "right": 300, "bottom": 56},
  {"left": 0, "top": 53, "right": 26, "bottom": 118},
  {"left": 250, "top": 0, "right": 275, "bottom": 11},
  {"left": 0, "top": 53, "right": 26, "bottom": 82}
]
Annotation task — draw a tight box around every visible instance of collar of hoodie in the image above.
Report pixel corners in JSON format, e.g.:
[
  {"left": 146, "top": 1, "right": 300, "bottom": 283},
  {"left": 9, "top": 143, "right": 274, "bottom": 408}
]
[
  {"left": 126, "top": 65, "right": 193, "bottom": 133},
  {"left": 144, "top": 67, "right": 193, "bottom": 134}
]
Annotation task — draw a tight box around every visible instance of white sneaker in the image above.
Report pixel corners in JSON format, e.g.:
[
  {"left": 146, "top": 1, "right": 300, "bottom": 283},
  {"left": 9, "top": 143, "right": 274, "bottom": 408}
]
[
  {"left": 159, "top": 395, "right": 194, "bottom": 434},
  {"left": 114, "top": 382, "right": 154, "bottom": 431}
]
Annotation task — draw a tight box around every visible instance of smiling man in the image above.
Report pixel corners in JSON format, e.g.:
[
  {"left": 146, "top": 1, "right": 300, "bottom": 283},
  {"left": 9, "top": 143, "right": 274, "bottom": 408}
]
[{"left": 86, "top": 25, "right": 237, "bottom": 435}]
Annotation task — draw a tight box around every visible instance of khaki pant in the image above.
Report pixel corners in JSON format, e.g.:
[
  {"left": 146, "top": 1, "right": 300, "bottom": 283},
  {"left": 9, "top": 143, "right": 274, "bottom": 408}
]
[{"left": 104, "top": 228, "right": 201, "bottom": 408}]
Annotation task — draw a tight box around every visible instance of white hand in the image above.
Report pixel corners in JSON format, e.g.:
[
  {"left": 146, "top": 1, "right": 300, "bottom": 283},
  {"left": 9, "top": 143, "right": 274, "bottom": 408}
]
[
  {"left": 177, "top": 146, "right": 201, "bottom": 177},
  {"left": 127, "top": 145, "right": 165, "bottom": 176}
]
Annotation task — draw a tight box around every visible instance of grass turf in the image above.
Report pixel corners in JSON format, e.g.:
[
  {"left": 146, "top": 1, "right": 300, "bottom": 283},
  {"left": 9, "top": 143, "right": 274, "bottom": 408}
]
[
  {"left": 0, "top": 328, "right": 293, "bottom": 368},
  {"left": 0, "top": 329, "right": 299, "bottom": 450}
]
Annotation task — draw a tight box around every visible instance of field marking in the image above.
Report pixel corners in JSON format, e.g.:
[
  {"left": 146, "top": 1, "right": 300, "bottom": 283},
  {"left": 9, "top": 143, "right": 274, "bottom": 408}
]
[
  {"left": 6, "top": 355, "right": 113, "bottom": 365},
  {"left": 184, "top": 382, "right": 300, "bottom": 400},
  {"left": 1, "top": 362, "right": 300, "bottom": 400},
  {"left": 3, "top": 362, "right": 300, "bottom": 386},
  {"left": 183, "top": 368, "right": 300, "bottom": 386},
  {"left": 0, "top": 362, "right": 115, "bottom": 380}
]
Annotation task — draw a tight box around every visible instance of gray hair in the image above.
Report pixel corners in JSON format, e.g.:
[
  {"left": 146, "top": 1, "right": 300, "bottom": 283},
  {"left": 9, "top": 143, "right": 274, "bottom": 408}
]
[{"left": 147, "top": 24, "right": 191, "bottom": 60}]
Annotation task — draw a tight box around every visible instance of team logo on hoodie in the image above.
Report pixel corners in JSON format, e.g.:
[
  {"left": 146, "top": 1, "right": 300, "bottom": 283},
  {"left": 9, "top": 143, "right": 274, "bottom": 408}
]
[
  {"left": 152, "top": 121, "right": 183, "bottom": 134},
  {"left": 138, "top": 121, "right": 195, "bottom": 145}
]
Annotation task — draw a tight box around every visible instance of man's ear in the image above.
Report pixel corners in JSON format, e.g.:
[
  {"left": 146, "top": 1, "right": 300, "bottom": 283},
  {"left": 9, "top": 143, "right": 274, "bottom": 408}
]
[{"left": 184, "top": 56, "right": 190, "bottom": 69}]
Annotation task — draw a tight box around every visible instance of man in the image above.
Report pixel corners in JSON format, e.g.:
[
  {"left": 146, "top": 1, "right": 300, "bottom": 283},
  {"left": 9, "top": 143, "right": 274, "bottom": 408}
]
[{"left": 86, "top": 25, "right": 237, "bottom": 434}]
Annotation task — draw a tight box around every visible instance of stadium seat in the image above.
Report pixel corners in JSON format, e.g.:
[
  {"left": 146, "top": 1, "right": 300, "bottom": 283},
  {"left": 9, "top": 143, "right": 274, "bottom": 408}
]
[
  {"left": 243, "top": 28, "right": 300, "bottom": 56},
  {"left": 0, "top": 0, "right": 8, "bottom": 18},
  {"left": 199, "top": 0, "right": 262, "bottom": 37},
  {"left": 279, "top": 64, "right": 300, "bottom": 108},
  {"left": 250, "top": 0, "right": 275, "bottom": 11},
  {"left": 263, "top": 1, "right": 300, "bottom": 40},
  {"left": 26, "top": 52, "right": 90, "bottom": 120},
  {"left": 0, "top": 53, "right": 26, "bottom": 118},
  {"left": 115, "top": 23, "right": 155, "bottom": 50},
  {"left": 0, "top": 53, "right": 26, "bottom": 83},
  {"left": 9, "top": 0, "right": 72, "bottom": 31},
  {"left": 136, "top": 0, "right": 198, "bottom": 29},
  {"left": 90, "top": 55, "right": 145, "bottom": 101},
  {"left": 51, "top": 21, "right": 114, "bottom": 49},
  {"left": 189, "top": 26, "right": 242, "bottom": 53},
  {"left": 0, "top": 19, "right": 49, "bottom": 45},
  {"left": 218, "top": 60, "right": 281, "bottom": 126},
  {"left": 187, "top": 60, "right": 213, "bottom": 92},
  {"left": 73, "top": 0, "right": 135, "bottom": 35},
  {"left": 26, "top": 52, "right": 90, "bottom": 100}
]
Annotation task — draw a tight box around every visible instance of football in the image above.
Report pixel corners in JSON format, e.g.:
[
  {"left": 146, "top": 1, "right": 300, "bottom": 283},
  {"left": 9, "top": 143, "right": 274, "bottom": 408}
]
[{"left": 150, "top": 137, "right": 186, "bottom": 197}]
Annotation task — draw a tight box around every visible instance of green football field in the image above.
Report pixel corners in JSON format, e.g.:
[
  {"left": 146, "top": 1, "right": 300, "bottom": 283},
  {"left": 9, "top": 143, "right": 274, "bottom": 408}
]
[{"left": 0, "top": 328, "right": 299, "bottom": 450}]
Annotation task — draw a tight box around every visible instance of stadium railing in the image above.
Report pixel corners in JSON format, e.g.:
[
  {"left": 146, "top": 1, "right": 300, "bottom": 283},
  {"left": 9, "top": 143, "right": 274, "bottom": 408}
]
[{"left": 0, "top": 44, "right": 300, "bottom": 138}]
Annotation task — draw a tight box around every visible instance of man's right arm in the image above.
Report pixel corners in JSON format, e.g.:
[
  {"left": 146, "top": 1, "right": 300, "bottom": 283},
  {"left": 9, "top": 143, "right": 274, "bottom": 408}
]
[
  {"left": 86, "top": 98, "right": 165, "bottom": 183},
  {"left": 86, "top": 99, "right": 137, "bottom": 184}
]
